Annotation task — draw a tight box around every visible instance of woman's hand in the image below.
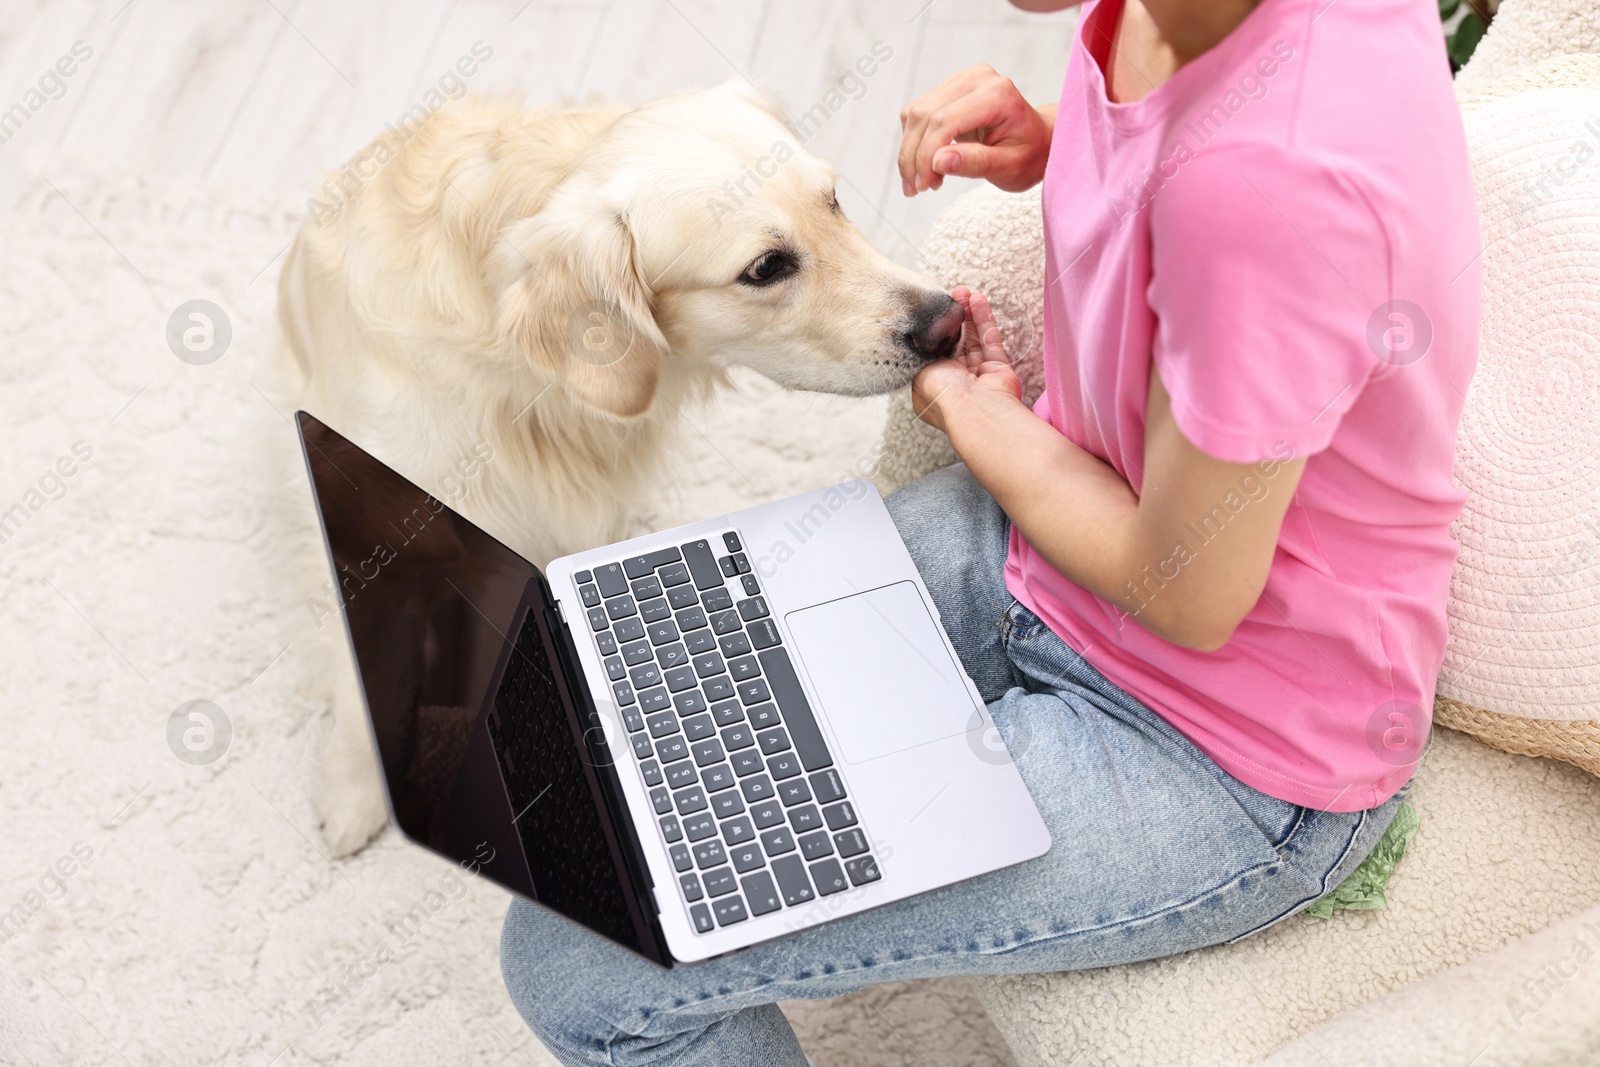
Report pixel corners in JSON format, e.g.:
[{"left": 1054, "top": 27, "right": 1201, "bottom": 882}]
[
  {"left": 912, "top": 287, "right": 1024, "bottom": 434},
  {"left": 898, "top": 65, "right": 1056, "bottom": 195}
]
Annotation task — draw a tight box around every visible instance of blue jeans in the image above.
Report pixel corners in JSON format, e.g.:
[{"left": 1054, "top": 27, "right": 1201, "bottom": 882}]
[{"left": 502, "top": 464, "right": 1405, "bottom": 1066}]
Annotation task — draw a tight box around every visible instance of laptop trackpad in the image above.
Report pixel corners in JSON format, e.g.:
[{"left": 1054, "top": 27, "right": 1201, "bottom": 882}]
[{"left": 785, "top": 582, "right": 975, "bottom": 764}]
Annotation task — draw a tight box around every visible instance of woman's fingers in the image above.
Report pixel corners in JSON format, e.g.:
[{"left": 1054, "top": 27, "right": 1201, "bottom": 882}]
[
  {"left": 897, "top": 68, "right": 989, "bottom": 193},
  {"left": 968, "top": 292, "right": 1009, "bottom": 363},
  {"left": 910, "top": 90, "right": 1009, "bottom": 193}
]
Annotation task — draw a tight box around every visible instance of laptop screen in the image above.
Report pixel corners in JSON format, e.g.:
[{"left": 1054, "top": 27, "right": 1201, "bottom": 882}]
[{"left": 296, "top": 412, "right": 662, "bottom": 961}]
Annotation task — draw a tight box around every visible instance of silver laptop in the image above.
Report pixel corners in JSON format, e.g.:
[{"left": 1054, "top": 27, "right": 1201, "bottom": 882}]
[{"left": 298, "top": 410, "right": 1049, "bottom": 966}]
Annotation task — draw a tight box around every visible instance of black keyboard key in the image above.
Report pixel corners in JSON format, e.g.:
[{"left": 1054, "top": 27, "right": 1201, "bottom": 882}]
[
  {"left": 639, "top": 759, "right": 663, "bottom": 786},
  {"left": 614, "top": 618, "right": 645, "bottom": 643},
  {"left": 660, "top": 815, "right": 682, "bottom": 843},
  {"left": 624, "top": 547, "right": 682, "bottom": 578},
  {"left": 631, "top": 575, "right": 662, "bottom": 600},
  {"left": 704, "top": 676, "right": 736, "bottom": 702},
  {"left": 845, "top": 855, "right": 881, "bottom": 886},
  {"left": 595, "top": 563, "right": 627, "bottom": 597},
  {"left": 595, "top": 632, "right": 617, "bottom": 656},
  {"left": 747, "top": 619, "right": 781, "bottom": 650},
  {"left": 666, "top": 761, "right": 698, "bottom": 789},
  {"left": 693, "top": 839, "right": 726, "bottom": 870},
  {"left": 685, "top": 629, "right": 717, "bottom": 655},
  {"left": 659, "top": 561, "right": 691, "bottom": 587},
  {"left": 621, "top": 639, "right": 654, "bottom": 666},
  {"left": 757, "top": 727, "right": 791, "bottom": 756},
  {"left": 631, "top": 733, "right": 655, "bottom": 759},
  {"left": 737, "top": 596, "right": 769, "bottom": 622},
  {"left": 656, "top": 642, "right": 689, "bottom": 670},
  {"left": 702, "top": 763, "right": 736, "bottom": 793},
  {"left": 675, "top": 693, "right": 708, "bottom": 720},
  {"left": 737, "top": 679, "right": 771, "bottom": 706},
  {"left": 710, "top": 699, "right": 744, "bottom": 727},
  {"left": 639, "top": 598, "right": 671, "bottom": 623},
  {"left": 647, "top": 620, "right": 680, "bottom": 646},
  {"left": 682, "top": 539, "right": 724, "bottom": 590},
  {"left": 741, "top": 574, "right": 760, "bottom": 596},
  {"left": 669, "top": 842, "right": 692, "bottom": 871},
  {"left": 621, "top": 705, "right": 645, "bottom": 733},
  {"left": 665, "top": 666, "right": 697, "bottom": 692},
  {"left": 758, "top": 647, "right": 831, "bottom": 771},
  {"left": 770, "top": 855, "right": 814, "bottom": 906},
  {"left": 718, "top": 554, "right": 739, "bottom": 578},
  {"left": 741, "top": 871, "right": 782, "bottom": 915},
  {"left": 711, "top": 791, "right": 745, "bottom": 819},
  {"left": 823, "top": 801, "right": 858, "bottom": 831},
  {"left": 809, "top": 769, "right": 846, "bottom": 804},
  {"left": 630, "top": 663, "right": 663, "bottom": 690},
  {"left": 682, "top": 714, "right": 715, "bottom": 742},
  {"left": 656, "top": 736, "right": 689, "bottom": 763},
  {"left": 612, "top": 681, "right": 636, "bottom": 708},
  {"left": 690, "top": 903, "right": 714, "bottom": 933},
  {"left": 723, "top": 531, "right": 742, "bottom": 552},
  {"left": 710, "top": 610, "right": 742, "bottom": 636},
  {"left": 675, "top": 606, "right": 708, "bottom": 633},
  {"left": 575, "top": 569, "right": 593, "bottom": 584},
  {"left": 675, "top": 787, "right": 708, "bottom": 815},
  {"left": 727, "top": 653, "right": 759, "bottom": 679},
  {"left": 729, "top": 843, "right": 764, "bottom": 873},
  {"left": 748, "top": 704, "right": 781, "bottom": 731},
  {"left": 668, "top": 584, "right": 700, "bottom": 610},
  {"left": 777, "top": 778, "right": 812, "bottom": 806},
  {"left": 691, "top": 738, "right": 725, "bottom": 767},
  {"left": 702, "top": 866, "right": 737, "bottom": 896},
  {"left": 692, "top": 652, "right": 725, "bottom": 678},
  {"left": 649, "top": 787, "right": 672, "bottom": 815},
  {"left": 580, "top": 584, "right": 602, "bottom": 608},
  {"left": 766, "top": 752, "right": 802, "bottom": 780},
  {"left": 712, "top": 894, "right": 748, "bottom": 926},
  {"left": 788, "top": 804, "right": 822, "bottom": 834},
  {"left": 604, "top": 656, "right": 626, "bottom": 682},
  {"left": 740, "top": 774, "right": 776, "bottom": 802},
  {"left": 760, "top": 826, "right": 796, "bottom": 856},
  {"left": 587, "top": 607, "right": 609, "bottom": 632},
  {"left": 721, "top": 722, "right": 755, "bottom": 750},
  {"left": 639, "top": 687, "right": 671, "bottom": 714},
  {"left": 732, "top": 552, "right": 750, "bottom": 574},
  {"left": 731, "top": 749, "right": 764, "bottom": 776},
  {"left": 701, "top": 587, "right": 733, "bottom": 612},
  {"left": 798, "top": 830, "right": 833, "bottom": 860},
  {"left": 721, "top": 814, "right": 754, "bottom": 844},
  {"left": 645, "top": 710, "right": 678, "bottom": 738},
  {"left": 834, "top": 828, "right": 868, "bottom": 857},
  {"left": 680, "top": 873, "right": 703, "bottom": 902},
  {"left": 604, "top": 594, "right": 636, "bottom": 621},
  {"left": 811, "top": 858, "right": 849, "bottom": 896},
  {"left": 750, "top": 800, "right": 785, "bottom": 829},
  {"left": 683, "top": 812, "right": 717, "bottom": 841}
]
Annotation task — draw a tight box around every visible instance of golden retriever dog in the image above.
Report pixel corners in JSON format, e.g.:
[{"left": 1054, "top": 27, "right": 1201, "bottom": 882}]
[{"left": 279, "top": 79, "right": 964, "bottom": 855}]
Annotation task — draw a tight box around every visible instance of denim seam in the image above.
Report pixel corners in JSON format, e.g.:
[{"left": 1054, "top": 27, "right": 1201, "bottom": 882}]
[
  {"left": 640, "top": 855, "right": 1283, "bottom": 1024},
  {"left": 1224, "top": 806, "right": 1371, "bottom": 945}
]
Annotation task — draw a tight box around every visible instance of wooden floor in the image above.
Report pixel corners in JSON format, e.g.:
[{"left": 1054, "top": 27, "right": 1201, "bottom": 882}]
[{"left": 0, "top": 0, "right": 1076, "bottom": 264}]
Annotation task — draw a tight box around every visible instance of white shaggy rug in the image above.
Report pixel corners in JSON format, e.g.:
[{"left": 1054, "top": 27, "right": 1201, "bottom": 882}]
[{"left": 0, "top": 175, "right": 1016, "bottom": 1066}]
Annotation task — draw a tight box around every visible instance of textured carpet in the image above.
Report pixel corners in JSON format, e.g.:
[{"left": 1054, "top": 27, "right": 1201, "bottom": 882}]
[{"left": 0, "top": 175, "right": 1015, "bottom": 1066}]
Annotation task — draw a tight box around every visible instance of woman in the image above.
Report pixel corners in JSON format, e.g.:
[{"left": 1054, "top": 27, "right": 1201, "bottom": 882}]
[{"left": 501, "top": 0, "right": 1480, "bottom": 1061}]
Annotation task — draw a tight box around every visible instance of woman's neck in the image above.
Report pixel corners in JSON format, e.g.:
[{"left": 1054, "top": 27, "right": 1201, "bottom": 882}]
[{"left": 1107, "top": 0, "right": 1265, "bottom": 103}]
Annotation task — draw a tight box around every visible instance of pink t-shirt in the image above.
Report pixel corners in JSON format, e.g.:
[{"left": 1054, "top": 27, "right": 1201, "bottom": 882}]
[{"left": 1005, "top": 0, "right": 1480, "bottom": 811}]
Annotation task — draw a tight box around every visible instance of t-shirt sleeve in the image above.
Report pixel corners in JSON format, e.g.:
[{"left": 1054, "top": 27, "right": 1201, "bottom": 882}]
[{"left": 1148, "top": 142, "right": 1392, "bottom": 464}]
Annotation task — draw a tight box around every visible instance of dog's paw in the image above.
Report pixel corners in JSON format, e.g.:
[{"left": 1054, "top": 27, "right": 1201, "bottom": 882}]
[{"left": 313, "top": 746, "right": 389, "bottom": 858}]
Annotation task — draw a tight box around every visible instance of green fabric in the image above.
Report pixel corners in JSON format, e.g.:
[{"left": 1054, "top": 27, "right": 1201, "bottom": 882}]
[{"left": 1303, "top": 801, "right": 1421, "bottom": 919}]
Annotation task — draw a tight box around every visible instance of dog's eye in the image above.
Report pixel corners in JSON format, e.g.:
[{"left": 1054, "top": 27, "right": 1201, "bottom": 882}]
[{"left": 740, "top": 251, "right": 795, "bottom": 287}]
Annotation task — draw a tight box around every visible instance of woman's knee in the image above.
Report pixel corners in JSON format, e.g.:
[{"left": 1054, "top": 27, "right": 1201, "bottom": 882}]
[{"left": 500, "top": 901, "right": 636, "bottom": 1065}]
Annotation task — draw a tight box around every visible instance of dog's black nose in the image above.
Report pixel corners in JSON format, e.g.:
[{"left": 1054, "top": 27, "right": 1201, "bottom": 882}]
[{"left": 903, "top": 292, "right": 966, "bottom": 362}]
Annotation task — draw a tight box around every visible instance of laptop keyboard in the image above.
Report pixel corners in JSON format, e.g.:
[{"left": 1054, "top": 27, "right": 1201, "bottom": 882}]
[{"left": 575, "top": 530, "right": 881, "bottom": 933}]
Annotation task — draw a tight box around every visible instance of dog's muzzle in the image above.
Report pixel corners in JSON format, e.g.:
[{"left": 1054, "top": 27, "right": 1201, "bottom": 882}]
[{"left": 902, "top": 292, "right": 966, "bottom": 363}]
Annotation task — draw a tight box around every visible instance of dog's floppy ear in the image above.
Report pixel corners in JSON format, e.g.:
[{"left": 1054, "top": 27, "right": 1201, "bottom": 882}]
[{"left": 493, "top": 183, "right": 668, "bottom": 419}]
